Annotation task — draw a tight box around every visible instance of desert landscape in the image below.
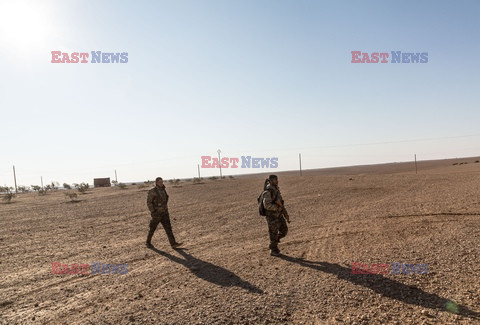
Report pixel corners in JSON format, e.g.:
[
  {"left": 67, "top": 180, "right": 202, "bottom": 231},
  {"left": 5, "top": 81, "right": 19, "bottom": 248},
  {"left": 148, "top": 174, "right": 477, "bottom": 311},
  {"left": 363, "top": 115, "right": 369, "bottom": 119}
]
[{"left": 1, "top": 157, "right": 480, "bottom": 324}]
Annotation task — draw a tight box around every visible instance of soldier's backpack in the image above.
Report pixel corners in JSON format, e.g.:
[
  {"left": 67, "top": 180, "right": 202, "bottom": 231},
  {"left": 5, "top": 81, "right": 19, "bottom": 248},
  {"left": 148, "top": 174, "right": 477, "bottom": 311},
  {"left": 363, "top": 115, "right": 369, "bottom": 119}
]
[{"left": 257, "top": 188, "right": 277, "bottom": 216}]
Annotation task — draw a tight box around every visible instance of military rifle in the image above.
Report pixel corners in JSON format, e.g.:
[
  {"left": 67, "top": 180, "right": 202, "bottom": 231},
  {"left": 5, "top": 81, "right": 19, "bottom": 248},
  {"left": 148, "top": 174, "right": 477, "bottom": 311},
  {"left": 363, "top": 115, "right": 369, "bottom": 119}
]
[{"left": 275, "top": 199, "right": 291, "bottom": 223}]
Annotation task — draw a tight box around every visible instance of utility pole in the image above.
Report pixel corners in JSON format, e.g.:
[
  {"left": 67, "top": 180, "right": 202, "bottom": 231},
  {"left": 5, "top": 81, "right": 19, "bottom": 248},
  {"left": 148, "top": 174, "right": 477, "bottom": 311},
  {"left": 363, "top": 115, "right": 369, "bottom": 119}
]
[
  {"left": 197, "top": 164, "right": 201, "bottom": 179},
  {"left": 115, "top": 169, "right": 118, "bottom": 183},
  {"left": 217, "top": 149, "right": 222, "bottom": 179},
  {"left": 13, "top": 165, "right": 18, "bottom": 194},
  {"left": 414, "top": 154, "right": 418, "bottom": 174},
  {"left": 41, "top": 176, "right": 44, "bottom": 190},
  {"left": 299, "top": 153, "right": 303, "bottom": 176}
]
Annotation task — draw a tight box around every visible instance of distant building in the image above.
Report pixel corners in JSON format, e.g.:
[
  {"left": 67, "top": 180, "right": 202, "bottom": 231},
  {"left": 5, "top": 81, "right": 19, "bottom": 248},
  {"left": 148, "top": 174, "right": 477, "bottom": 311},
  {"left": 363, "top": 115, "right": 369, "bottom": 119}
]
[{"left": 94, "top": 178, "right": 111, "bottom": 188}]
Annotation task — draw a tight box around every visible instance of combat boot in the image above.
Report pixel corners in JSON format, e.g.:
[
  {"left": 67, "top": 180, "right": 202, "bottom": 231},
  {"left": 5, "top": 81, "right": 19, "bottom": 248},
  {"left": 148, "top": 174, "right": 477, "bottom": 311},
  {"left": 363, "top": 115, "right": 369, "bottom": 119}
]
[
  {"left": 146, "top": 233, "right": 154, "bottom": 248},
  {"left": 270, "top": 249, "right": 280, "bottom": 256},
  {"left": 171, "top": 242, "right": 183, "bottom": 249}
]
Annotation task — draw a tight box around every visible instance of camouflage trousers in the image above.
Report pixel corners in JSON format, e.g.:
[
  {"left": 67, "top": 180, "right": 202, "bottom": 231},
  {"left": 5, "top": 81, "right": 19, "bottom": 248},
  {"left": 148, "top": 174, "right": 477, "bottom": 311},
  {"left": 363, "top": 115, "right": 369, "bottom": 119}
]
[
  {"left": 148, "top": 210, "right": 176, "bottom": 246},
  {"left": 265, "top": 214, "right": 288, "bottom": 251}
]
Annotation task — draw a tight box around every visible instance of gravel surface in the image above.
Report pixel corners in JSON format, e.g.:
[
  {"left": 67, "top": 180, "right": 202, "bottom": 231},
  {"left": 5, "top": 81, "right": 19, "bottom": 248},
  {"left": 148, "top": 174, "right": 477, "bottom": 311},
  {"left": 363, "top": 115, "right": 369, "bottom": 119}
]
[{"left": 1, "top": 158, "right": 480, "bottom": 324}]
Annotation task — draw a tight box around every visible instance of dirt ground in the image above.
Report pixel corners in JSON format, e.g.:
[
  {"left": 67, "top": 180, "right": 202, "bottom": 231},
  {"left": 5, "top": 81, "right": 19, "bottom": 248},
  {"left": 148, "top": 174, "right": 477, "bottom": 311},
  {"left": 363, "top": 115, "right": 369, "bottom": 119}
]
[{"left": 1, "top": 157, "right": 480, "bottom": 324}]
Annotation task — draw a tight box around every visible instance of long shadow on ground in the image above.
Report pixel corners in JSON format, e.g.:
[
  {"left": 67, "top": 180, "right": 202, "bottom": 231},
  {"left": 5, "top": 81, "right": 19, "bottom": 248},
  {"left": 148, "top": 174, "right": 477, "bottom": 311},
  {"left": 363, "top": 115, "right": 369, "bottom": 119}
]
[
  {"left": 149, "top": 247, "right": 264, "bottom": 294},
  {"left": 278, "top": 255, "right": 479, "bottom": 320}
]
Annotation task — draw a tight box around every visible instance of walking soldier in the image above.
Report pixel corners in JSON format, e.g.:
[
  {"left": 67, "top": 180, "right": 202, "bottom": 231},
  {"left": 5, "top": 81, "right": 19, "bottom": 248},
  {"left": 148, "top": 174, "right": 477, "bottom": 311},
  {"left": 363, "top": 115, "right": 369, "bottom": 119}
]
[
  {"left": 146, "top": 177, "right": 183, "bottom": 248},
  {"left": 262, "top": 175, "right": 289, "bottom": 256}
]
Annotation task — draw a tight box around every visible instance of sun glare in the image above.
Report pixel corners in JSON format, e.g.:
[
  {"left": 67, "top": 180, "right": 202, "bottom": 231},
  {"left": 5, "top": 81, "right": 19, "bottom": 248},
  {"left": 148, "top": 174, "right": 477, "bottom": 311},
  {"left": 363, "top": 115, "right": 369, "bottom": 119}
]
[{"left": 0, "top": 1, "right": 54, "bottom": 53}]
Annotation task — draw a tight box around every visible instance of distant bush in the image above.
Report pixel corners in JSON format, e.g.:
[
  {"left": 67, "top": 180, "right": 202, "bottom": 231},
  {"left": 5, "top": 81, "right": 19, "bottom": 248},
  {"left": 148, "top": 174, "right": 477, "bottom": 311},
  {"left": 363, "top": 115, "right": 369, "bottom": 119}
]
[
  {"left": 63, "top": 183, "right": 71, "bottom": 189},
  {"left": 64, "top": 192, "right": 78, "bottom": 202},
  {"left": 118, "top": 183, "right": 127, "bottom": 189},
  {"left": 30, "top": 185, "right": 46, "bottom": 195},
  {"left": 475, "top": 160, "right": 479, "bottom": 163},
  {"left": 2, "top": 193, "right": 14, "bottom": 203},
  {"left": 0, "top": 186, "right": 13, "bottom": 193},
  {"left": 42, "top": 183, "right": 58, "bottom": 192},
  {"left": 193, "top": 177, "right": 204, "bottom": 184},
  {"left": 137, "top": 184, "right": 147, "bottom": 189},
  {"left": 228, "top": 175, "right": 234, "bottom": 179},
  {"left": 17, "top": 186, "right": 29, "bottom": 193},
  {"left": 78, "top": 183, "right": 90, "bottom": 193},
  {"left": 209, "top": 176, "right": 218, "bottom": 181},
  {"left": 173, "top": 179, "right": 180, "bottom": 186}
]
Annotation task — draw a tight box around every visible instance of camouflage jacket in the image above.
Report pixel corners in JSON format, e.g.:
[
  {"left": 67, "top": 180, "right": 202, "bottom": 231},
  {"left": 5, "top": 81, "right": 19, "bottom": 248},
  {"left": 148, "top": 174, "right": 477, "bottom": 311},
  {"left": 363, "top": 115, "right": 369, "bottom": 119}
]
[
  {"left": 147, "top": 185, "right": 169, "bottom": 214},
  {"left": 263, "top": 184, "right": 284, "bottom": 217}
]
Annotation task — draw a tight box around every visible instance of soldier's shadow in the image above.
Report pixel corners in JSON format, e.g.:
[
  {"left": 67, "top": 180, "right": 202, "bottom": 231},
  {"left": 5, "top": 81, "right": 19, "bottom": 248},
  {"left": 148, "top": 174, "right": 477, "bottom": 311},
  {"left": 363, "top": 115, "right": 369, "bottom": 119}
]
[
  {"left": 149, "top": 247, "right": 264, "bottom": 294},
  {"left": 278, "top": 255, "right": 480, "bottom": 320}
]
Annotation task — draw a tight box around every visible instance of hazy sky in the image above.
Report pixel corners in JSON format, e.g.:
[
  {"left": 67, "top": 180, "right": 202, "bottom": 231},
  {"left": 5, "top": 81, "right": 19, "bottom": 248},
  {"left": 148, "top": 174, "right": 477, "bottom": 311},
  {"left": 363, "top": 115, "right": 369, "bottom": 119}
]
[{"left": 1, "top": 0, "right": 479, "bottom": 187}]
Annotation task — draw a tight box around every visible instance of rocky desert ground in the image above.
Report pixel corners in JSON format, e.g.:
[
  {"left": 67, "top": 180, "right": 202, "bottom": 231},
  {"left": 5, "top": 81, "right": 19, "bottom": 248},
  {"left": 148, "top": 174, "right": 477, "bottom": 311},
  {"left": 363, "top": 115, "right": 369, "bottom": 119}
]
[{"left": 1, "top": 157, "right": 480, "bottom": 324}]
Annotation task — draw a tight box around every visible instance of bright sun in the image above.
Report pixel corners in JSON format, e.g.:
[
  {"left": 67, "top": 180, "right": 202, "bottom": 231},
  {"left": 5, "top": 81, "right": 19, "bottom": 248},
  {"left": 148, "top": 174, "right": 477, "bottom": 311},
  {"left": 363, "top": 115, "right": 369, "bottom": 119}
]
[{"left": 0, "top": 0, "right": 54, "bottom": 53}]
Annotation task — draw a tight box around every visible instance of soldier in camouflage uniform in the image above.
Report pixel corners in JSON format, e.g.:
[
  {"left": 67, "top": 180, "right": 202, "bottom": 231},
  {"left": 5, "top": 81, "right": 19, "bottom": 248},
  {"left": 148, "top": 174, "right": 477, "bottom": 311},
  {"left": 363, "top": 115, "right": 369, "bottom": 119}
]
[
  {"left": 146, "top": 177, "right": 183, "bottom": 248},
  {"left": 263, "top": 175, "right": 288, "bottom": 256}
]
